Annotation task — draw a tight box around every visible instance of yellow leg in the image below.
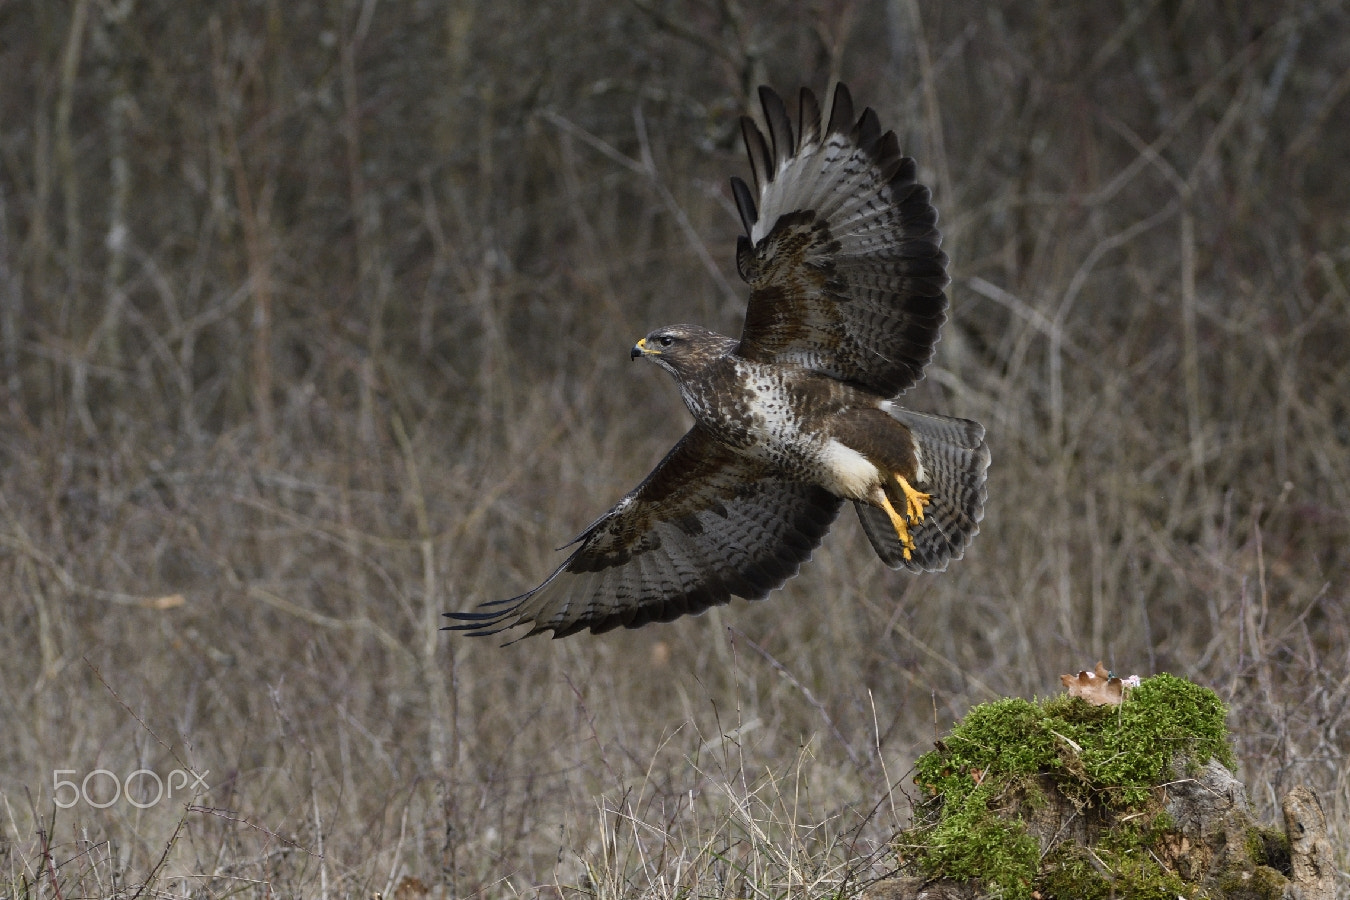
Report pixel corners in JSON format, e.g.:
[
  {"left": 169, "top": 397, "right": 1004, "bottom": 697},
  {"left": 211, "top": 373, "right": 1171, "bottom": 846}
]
[
  {"left": 894, "top": 473, "right": 931, "bottom": 524},
  {"left": 878, "top": 474, "right": 930, "bottom": 562},
  {"left": 878, "top": 493, "right": 917, "bottom": 561}
]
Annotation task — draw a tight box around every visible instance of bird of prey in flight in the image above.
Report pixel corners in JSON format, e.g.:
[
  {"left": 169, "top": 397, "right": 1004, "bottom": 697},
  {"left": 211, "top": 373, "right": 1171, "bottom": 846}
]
[{"left": 447, "top": 83, "right": 989, "bottom": 640}]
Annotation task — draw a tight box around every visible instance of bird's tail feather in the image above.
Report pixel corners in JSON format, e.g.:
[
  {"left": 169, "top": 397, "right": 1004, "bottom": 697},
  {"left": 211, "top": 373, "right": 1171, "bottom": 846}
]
[{"left": 855, "top": 407, "right": 989, "bottom": 571}]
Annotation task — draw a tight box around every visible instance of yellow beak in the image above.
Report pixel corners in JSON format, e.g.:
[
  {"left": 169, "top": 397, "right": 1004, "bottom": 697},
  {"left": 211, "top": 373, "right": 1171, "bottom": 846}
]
[{"left": 631, "top": 337, "right": 656, "bottom": 359}]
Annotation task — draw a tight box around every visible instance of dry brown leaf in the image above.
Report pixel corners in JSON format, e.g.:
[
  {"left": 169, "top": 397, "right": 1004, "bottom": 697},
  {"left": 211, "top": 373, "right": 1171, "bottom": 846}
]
[{"left": 1059, "top": 661, "right": 1137, "bottom": 706}]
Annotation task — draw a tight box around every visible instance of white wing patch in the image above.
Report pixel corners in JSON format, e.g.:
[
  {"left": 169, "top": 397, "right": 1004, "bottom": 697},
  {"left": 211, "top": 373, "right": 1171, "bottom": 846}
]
[{"left": 753, "top": 132, "right": 870, "bottom": 244}]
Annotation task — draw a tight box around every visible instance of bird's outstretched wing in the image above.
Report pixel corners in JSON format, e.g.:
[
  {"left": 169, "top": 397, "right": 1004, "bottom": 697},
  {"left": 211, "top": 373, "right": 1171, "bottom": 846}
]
[
  {"left": 445, "top": 427, "right": 843, "bottom": 640},
  {"left": 732, "top": 84, "right": 949, "bottom": 397}
]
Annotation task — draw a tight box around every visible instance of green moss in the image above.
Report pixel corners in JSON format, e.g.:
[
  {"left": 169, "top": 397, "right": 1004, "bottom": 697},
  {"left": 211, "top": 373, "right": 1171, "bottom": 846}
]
[
  {"left": 1218, "top": 865, "right": 1292, "bottom": 899},
  {"left": 906, "top": 674, "right": 1233, "bottom": 899},
  {"left": 1037, "top": 845, "right": 1195, "bottom": 900},
  {"left": 1246, "top": 825, "right": 1291, "bottom": 873},
  {"left": 1036, "top": 847, "right": 1111, "bottom": 900},
  {"left": 914, "top": 781, "right": 1040, "bottom": 897},
  {"left": 1101, "top": 856, "right": 1195, "bottom": 900},
  {"left": 916, "top": 675, "right": 1230, "bottom": 814}
]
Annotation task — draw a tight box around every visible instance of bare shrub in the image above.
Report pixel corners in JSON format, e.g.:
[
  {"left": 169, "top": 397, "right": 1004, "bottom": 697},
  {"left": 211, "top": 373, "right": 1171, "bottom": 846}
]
[{"left": 0, "top": 0, "right": 1346, "bottom": 896}]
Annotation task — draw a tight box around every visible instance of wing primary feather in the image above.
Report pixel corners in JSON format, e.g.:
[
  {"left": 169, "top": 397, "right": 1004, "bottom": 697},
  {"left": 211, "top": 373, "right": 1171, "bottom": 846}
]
[
  {"left": 741, "top": 116, "right": 771, "bottom": 192},
  {"left": 874, "top": 132, "right": 904, "bottom": 182},
  {"left": 442, "top": 609, "right": 517, "bottom": 639},
  {"left": 797, "top": 87, "right": 821, "bottom": 150},
  {"left": 826, "top": 82, "right": 855, "bottom": 136},
  {"left": 443, "top": 606, "right": 514, "bottom": 622},
  {"left": 731, "top": 175, "right": 758, "bottom": 236},
  {"left": 758, "top": 86, "right": 793, "bottom": 169},
  {"left": 892, "top": 155, "right": 918, "bottom": 187},
  {"left": 854, "top": 107, "right": 881, "bottom": 152}
]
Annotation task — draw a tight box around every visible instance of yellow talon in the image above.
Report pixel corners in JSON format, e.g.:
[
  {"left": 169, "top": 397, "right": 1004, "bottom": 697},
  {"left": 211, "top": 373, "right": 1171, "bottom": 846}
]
[
  {"left": 878, "top": 493, "right": 918, "bottom": 561},
  {"left": 895, "top": 473, "right": 931, "bottom": 524},
  {"left": 876, "top": 474, "right": 929, "bottom": 561}
]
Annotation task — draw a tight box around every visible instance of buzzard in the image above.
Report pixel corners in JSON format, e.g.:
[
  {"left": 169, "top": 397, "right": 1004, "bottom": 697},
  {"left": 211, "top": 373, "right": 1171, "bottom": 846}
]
[{"left": 447, "top": 84, "right": 989, "bottom": 640}]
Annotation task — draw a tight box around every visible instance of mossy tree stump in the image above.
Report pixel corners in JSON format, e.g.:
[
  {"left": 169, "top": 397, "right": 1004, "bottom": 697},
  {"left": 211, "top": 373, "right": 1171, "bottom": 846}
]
[{"left": 868, "top": 675, "right": 1336, "bottom": 900}]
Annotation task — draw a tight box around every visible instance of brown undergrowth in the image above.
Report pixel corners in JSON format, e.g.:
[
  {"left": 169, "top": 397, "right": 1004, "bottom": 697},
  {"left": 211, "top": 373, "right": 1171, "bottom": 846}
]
[{"left": 1, "top": 1, "right": 1347, "bottom": 896}]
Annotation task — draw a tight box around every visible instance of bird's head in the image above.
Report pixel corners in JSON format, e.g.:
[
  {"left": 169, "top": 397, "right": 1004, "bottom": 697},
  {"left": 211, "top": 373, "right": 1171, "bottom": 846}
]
[{"left": 631, "top": 325, "right": 736, "bottom": 378}]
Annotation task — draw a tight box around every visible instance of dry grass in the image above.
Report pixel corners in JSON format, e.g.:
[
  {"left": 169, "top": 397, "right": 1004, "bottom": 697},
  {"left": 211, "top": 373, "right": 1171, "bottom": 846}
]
[{"left": 1, "top": 1, "right": 1348, "bottom": 897}]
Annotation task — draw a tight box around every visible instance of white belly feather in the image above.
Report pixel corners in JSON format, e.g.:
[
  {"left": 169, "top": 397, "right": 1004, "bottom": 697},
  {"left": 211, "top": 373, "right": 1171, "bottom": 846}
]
[
  {"left": 818, "top": 439, "right": 881, "bottom": 499},
  {"left": 732, "top": 367, "right": 884, "bottom": 499}
]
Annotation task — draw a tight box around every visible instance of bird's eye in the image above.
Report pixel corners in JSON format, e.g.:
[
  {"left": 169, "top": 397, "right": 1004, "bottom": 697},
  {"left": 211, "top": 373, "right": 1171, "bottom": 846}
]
[{"left": 659, "top": 335, "right": 675, "bottom": 347}]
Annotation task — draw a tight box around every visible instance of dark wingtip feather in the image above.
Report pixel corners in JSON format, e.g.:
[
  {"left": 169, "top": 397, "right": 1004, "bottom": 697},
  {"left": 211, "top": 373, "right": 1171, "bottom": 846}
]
[
  {"left": 797, "top": 87, "right": 821, "bottom": 150},
  {"left": 758, "top": 86, "right": 793, "bottom": 168},
  {"left": 442, "top": 601, "right": 528, "bottom": 639},
  {"left": 873, "top": 131, "right": 904, "bottom": 182},
  {"left": 854, "top": 107, "right": 881, "bottom": 152},
  {"left": 442, "top": 620, "right": 509, "bottom": 638},
  {"left": 889, "top": 155, "right": 917, "bottom": 189},
  {"left": 731, "top": 175, "right": 758, "bottom": 236},
  {"left": 826, "top": 82, "right": 855, "bottom": 136},
  {"left": 442, "top": 610, "right": 502, "bottom": 623},
  {"left": 740, "top": 115, "right": 771, "bottom": 192}
]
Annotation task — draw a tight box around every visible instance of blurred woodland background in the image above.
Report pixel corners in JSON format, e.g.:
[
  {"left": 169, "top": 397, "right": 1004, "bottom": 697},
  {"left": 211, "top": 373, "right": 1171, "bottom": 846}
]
[{"left": 1, "top": 0, "right": 1348, "bottom": 896}]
